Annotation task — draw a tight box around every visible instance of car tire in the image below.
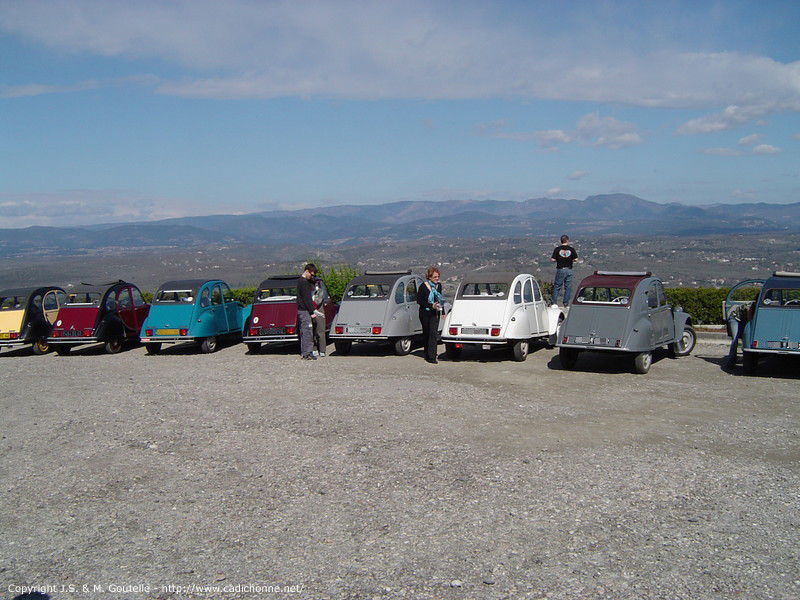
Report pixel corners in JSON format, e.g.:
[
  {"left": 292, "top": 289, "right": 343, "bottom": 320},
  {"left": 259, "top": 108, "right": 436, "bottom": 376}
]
[
  {"left": 145, "top": 343, "right": 162, "bottom": 355},
  {"left": 393, "top": 337, "right": 412, "bottom": 356},
  {"left": 445, "top": 343, "right": 461, "bottom": 360},
  {"left": 334, "top": 341, "right": 352, "bottom": 355},
  {"left": 634, "top": 351, "right": 652, "bottom": 374},
  {"left": 512, "top": 340, "right": 529, "bottom": 362},
  {"left": 105, "top": 339, "right": 123, "bottom": 354},
  {"left": 200, "top": 336, "right": 218, "bottom": 353},
  {"left": 559, "top": 347, "right": 579, "bottom": 369},
  {"left": 670, "top": 325, "right": 697, "bottom": 357},
  {"left": 246, "top": 342, "right": 261, "bottom": 354},
  {"left": 32, "top": 338, "right": 51, "bottom": 355},
  {"left": 743, "top": 352, "right": 758, "bottom": 374},
  {"left": 54, "top": 345, "right": 71, "bottom": 356}
]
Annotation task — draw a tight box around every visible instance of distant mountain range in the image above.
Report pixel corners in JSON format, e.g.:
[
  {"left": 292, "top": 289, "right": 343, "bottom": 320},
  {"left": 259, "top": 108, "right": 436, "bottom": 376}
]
[{"left": 2, "top": 194, "right": 799, "bottom": 258}]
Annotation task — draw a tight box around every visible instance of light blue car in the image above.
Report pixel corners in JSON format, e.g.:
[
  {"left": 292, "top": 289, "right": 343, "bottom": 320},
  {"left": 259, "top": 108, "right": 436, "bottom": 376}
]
[
  {"left": 725, "top": 271, "right": 800, "bottom": 374},
  {"left": 140, "top": 279, "right": 247, "bottom": 354}
]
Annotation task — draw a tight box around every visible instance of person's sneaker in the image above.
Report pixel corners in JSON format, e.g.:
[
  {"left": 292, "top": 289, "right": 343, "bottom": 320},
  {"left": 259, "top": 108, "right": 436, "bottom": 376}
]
[
  {"left": 302, "top": 354, "right": 317, "bottom": 360},
  {"left": 319, "top": 352, "right": 326, "bottom": 357},
  {"left": 312, "top": 350, "right": 319, "bottom": 357}
]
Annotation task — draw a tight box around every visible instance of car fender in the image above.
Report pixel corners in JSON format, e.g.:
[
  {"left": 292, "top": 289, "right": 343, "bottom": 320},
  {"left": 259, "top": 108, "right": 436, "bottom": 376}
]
[
  {"left": 672, "top": 310, "right": 691, "bottom": 339},
  {"left": 191, "top": 311, "right": 218, "bottom": 338},
  {"left": 625, "top": 317, "right": 654, "bottom": 351},
  {"left": 96, "top": 314, "right": 125, "bottom": 341},
  {"left": 383, "top": 305, "right": 415, "bottom": 337},
  {"left": 544, "top": 305, "right": 565, "bottom": 335},
  {"left": 504, "top": 306, "right": 529, "bottom": 339}
]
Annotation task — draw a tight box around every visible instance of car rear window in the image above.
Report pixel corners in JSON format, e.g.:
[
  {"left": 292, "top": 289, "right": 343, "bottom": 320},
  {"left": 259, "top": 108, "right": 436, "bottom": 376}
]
[
  {"left": 66, "top": 292, "right": 102, "bottom": 306},
  {"left": 346, "top": 283, "right": 390, "bottom": 299},
  {"left": 258, "top": 286, "right": 296, "bottom": 301},
  {"left": 459, "top": 282, "right": 509, "bottom": 298},
  {"left": 761, "top": 288, "right": 800, "bottom": 307},
  {"left": 575, "top": 286, "right": 632, "bottom": 306},
  {"left": 1, "top": 295, "right": 27, "bottom": 310},
  {"left": 155, "top": 290, "right": 194, "bottom": 303}
]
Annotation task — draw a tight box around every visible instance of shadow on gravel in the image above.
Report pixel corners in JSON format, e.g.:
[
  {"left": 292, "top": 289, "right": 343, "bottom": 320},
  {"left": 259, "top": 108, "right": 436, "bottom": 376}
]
[
  {"left": 704, "top": 352, "right": 800, "bottom": 379},
  {"left": 545, "top": 348, "right": 671, "bottom": 374},
  {"left": 148, "top": 338, "right": 242, "bottom": 356},
  {"left": 439, "top": 342, "right": 551, "bottom": 363},
  {"left": 0, "top": 346, "right": 35, "bottom": 358}
]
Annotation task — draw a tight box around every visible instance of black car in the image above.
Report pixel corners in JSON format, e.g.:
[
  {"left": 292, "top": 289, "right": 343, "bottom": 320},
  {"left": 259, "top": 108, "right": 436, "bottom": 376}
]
[{"left": 0, "top": 286, "right": 67, "bottom": 354}]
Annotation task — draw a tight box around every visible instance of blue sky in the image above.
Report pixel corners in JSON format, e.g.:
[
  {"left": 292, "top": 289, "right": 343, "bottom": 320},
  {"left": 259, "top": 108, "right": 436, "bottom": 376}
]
[{"left": 1, "top": 0, "right": 799, "bottom": 228}]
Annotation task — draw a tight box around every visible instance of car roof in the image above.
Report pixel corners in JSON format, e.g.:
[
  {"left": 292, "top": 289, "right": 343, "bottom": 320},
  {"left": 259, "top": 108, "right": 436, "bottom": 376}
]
[
  {"left": 348, "top": 270, "right": 414, "bottom": 286},
  {"left": 257, "top": 275, "right": 300, "bottom": 288},
  {"left": 578, "top": 271, "right": 653, "bottom": 289},
  {"left": 68, "top": 280, "right": 132, "bottom": 294},
  {"left": 460, "top": 271, "right": 525, "bottom": 285},
  {"left": 0, "top": 286, "right": 62, "bottom": 298},
  {"left": 157, "top": 279, "right": 221, "bottom": 292},
  {"left": 765, "top": 271, "right": 800, "bottom": 289}
]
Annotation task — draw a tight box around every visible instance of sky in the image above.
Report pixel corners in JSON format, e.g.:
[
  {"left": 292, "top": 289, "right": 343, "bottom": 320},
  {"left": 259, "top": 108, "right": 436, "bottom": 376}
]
[{"left": 1, "top": 0, "right": 799, "bottom": 228}]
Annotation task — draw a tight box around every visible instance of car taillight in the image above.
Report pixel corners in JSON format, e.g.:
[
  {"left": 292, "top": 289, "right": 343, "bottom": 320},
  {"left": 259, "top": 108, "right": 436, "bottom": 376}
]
[
  {"left": 335, "top": 326, "right": 343, "bottom": 334},
  {"left": 491, "top": 328, "right": 501, "bottom": 337},
  {"left": 751, "top": 341, "right": 758, "bottom": 348},
  {"left": 286, "top": 326, "right": 295, "bottom": 335},
  {"left": 249, "top": 328, "right": 259, "bottom": 336},
  {"left": 83, "top": 330, "right": 92, "bottom": 337},
  {"left": 562, "top": 336, "right": 569, "bottom": 343},
  {"left": 145, "top": 329, "right": 153, "bottom": 336},
  {"left": 372, "top": 326, "right": 382, "bottom": 335},
  {"left": 10, "top": 332, "right": 18, "bottom": 339},
  {"left": 52, "top": 331, "right": 61, "bottom": 337},
  {"left": 180, "top": 329, "right": 188, "bottom": 336},
  {"left": 449, "top": 327, "right": 458, "bottom": 335}
]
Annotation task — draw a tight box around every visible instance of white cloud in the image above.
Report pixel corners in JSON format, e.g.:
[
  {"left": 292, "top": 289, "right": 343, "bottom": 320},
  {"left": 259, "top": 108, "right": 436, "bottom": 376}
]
[
  {"left": 575, "top": 113, "right": 643, "bottom": 149},
  {"left": 751, "top": 144, "right": 781, "bottom": 155},
  {"left": 1, "top": 0, "right": 798, "bottom": 133},
  {"left": 567, "top": 170, "right": 587, "bottom": 181},
  {"left": 738, "top": 134, "right": 764, "bottom": 146},
  {"left": 702, "top": 148, "right": 742, "bottom": 156}
]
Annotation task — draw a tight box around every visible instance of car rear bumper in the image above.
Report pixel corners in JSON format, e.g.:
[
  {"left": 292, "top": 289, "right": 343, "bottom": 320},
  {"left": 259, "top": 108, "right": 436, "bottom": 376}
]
[{"left": 242, "top": 334, "right": 299, "bottom": 343}]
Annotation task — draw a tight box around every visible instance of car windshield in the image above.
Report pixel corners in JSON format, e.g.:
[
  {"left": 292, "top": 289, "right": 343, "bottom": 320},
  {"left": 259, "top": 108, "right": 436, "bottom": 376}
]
[
  {"left": 459, "top": 282, "right": 508, "bottom": 298},
  {"left": 155, "top": 289, "right": 195, "bottom": 303},
  {"left": 575, "top": 286, "right": 632, "bottom": 306},
  {"left": 761, "top": 288, "right": 800, "bottom": 307},
  {"left": 346, "top": 283, "right": 390, "bottom": 299},
  {"left": 66, "top": 292, "right": 102, "bottom": 306},
  {"left": 1, "top": 295, "right": 27, "bottom": 310},
  {"left": 258, "top": 286, "right": 296, "bottom": 301}
]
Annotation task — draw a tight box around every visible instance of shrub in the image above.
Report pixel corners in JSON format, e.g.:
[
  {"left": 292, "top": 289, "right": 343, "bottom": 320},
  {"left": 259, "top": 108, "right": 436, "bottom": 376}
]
[{"left": 318, "top": 264, "right": 360, "bottom": 304}]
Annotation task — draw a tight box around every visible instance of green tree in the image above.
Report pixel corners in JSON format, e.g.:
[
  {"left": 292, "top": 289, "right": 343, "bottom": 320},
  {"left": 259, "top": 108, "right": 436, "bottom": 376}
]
[{"left": 317, "top": 264, "right": 360, "bottom": 304}]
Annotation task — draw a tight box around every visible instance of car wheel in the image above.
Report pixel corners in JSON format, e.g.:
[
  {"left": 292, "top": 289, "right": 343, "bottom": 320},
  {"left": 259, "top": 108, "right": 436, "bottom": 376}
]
[
  {"left": 33, "top": 338, "right": 51, "bottom": 355},
  {"left": 512, "top": 340, "right": 529, "bottom": 362},
  {"left": 394, "top": 337, "right": 412, "bottom": 356},
  {"left": 559, "top": 347, "right": 579, "bottom": 369},
  {"left": 54, "top": 345, "right": 71, "bottom": 356},
  {"left": 145, "top": 343, "right": 162, "bottom": 355},
  {"left": 246, "top": 342, "right": 261, "bottom": 354},
  {"left": 105, "top": 339, "right": 123, "bottom": 354},
  {"left": 670, "top": 325, "right": 697, "bottom": 357},
  {"left": 334, "top": 341, "right": 352, "bottom": 355},
  {"left": 634, "top": 351, "right": 652, "bottom": 374},
  {"left": 445, "top": 343, "right": 461, "bottom": 360},
  {"left": 743, "top": 352, "right": 758, "bottom": 374},
  {"left": 200, "top": 336, "right": 218, "bottom": 353}
]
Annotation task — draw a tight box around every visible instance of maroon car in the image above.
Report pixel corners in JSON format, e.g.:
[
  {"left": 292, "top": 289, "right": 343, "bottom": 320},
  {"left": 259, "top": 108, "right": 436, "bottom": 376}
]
[
  {"left": 49, "top": 280, "right": 150, "bottom": 354},
  {"left": 242, "top": 275, "right": 336, "bottom": 354}
]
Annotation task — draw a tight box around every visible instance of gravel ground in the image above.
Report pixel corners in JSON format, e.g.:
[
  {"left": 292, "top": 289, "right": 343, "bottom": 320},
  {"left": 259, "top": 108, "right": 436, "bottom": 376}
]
[{"left": 1, "top": 337, "right": 798, "bottom": 600}]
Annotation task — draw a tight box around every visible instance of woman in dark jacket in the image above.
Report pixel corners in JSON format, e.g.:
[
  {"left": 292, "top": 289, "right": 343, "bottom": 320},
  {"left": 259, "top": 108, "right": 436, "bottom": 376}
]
[{"left": 417, "top": 266, "right": 444, "bottom": 363}]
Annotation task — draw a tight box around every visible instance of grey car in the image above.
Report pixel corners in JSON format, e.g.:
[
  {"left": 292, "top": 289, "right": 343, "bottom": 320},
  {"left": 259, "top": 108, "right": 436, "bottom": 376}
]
[
  {"left": 329, "top": 270, "right": 445, "bottom": 355},
  {"left": 556, "top": 271, "right": 696, "bottom": 374}
]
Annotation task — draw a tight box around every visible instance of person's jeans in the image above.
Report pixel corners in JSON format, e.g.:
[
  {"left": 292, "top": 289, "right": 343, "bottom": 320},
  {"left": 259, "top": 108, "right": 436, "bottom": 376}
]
[
  {"left": 552, "top": 268, "right": 573, "bottom": 305},
  {"left": 297, "top": 310, "right": 314, "bottom": 356},
  {"left": 313, "top": 312, "right": 326, "bottom": 354}
]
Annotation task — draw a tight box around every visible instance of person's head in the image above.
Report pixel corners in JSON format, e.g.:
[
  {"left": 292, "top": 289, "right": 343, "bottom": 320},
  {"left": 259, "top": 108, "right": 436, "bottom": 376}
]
[
  {"left": 302, "top": 263, "right": 317, "bottom": 279},
  {"left": 425, "top": 266, "right": 440, "bottom": 281},
  {"left": 560, "top": 235, "right": 570, "bottom": 244}
]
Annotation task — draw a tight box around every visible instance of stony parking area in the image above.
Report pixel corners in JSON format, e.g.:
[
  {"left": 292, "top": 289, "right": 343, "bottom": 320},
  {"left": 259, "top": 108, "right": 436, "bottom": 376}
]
[{"left": 1, "top": 338, "right": 798, "bottom": 599}]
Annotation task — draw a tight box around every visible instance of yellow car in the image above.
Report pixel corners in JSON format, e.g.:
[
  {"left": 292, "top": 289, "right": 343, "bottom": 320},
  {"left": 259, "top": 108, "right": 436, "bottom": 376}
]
[{"left": 0, "top": 286, "right": 67, "bottom": 354}]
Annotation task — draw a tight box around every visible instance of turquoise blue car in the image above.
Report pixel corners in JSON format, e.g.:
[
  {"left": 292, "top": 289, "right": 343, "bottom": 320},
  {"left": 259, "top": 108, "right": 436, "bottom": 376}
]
[
  {"left": 140, "top": 279, "right": 247, "bottom": 354},
  {"left": 725, "top": 271, "right": 800, "bottom": 373}
]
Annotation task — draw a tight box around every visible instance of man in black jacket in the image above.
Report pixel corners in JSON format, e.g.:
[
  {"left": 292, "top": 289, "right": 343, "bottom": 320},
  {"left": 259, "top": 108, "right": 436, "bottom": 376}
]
[{"left": 297, "top": 263, "right": 317, "bottom": 360}]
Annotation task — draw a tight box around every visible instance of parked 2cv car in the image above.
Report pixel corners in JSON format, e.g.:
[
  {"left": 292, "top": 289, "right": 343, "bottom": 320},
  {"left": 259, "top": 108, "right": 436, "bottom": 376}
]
[
  {"left": 724, "top": 271, "right": 800, "bottom": 374},
  {"left": 557, "top": 271, "right": 696, "bottom": 374},
  {"left": 140, "top": 279, "right": 245, "bottom": 354},
  {"left": 441, "top": 272, "right": 564, "bottom": 361},
  {"left": 242, "top": 274, "right": 336, "bottom": 354},
  {"left": 49, "top": 280, "right": 150, "bottom": 354},
  {"left": 330, "top": 270, "right": 443, "bottom": 355},
  {"left": 0, "top": 286, "right": 67, "bottom": 354}
]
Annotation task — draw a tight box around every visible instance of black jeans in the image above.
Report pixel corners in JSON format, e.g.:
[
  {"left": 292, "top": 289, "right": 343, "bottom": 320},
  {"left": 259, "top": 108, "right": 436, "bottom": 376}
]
[{"left": 420, "top": 309, "right": 440, "bottom": 361}]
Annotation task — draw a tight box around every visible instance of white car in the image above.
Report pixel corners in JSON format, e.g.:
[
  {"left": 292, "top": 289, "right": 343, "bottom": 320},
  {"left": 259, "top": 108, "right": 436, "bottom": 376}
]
[{"left": 442, "top": 272, "right": 564, "bottom": 361}]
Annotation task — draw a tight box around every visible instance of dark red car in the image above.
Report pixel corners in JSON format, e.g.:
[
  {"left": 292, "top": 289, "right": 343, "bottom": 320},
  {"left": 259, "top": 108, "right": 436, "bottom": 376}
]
[
  {"left": 49, "top": 280, "right": 150, "bottom": 354},
  {"left": 242, "top": 275, "right": 336, "bottom": 354}
]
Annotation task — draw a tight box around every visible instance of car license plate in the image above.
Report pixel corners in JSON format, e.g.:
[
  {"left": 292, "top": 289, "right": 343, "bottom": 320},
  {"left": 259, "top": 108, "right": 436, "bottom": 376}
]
[
  {"left": 0, "top": 333, "right": 10, "bottom": 339},
  {"left": 261, "top": 327, "right": 285, "bottom": 335},
  {"left": 62, "top": 330, "right": 85, "bottom": 337},
  {"left": 346, "top": 326, "right": 372, "bottom": 334},
  {"left": 157, "top": 328, "right": 180, "bottom": 335},
  {"left": 461, "top": 327, "right": 488, "bottom": 335}
]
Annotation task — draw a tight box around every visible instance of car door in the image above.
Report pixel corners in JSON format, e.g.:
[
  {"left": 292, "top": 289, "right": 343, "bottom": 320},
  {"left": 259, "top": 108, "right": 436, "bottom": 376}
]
[
  {"left": 522, "top": 277, "right": 537, "bottom": 336},
  {"left": 406, "top": 278, "right": 424, "bottom": 333},
  {"left": 647, "top": 281, "right": 672, "bottom": 345},
  {"left": 116, "top": 287, "right": 138, "bottom": 334},
  {"left": 43, "top": 290, "right": 66, "bottom": 325},
  {"left": 211, "top": 284, "right": 229, "bottom": 333},
  {"left": 221, "top": 283, "right": 239, "bottom": 332},
  {"left": 530, "top": 278, "right": 547, "bottom": 334}
]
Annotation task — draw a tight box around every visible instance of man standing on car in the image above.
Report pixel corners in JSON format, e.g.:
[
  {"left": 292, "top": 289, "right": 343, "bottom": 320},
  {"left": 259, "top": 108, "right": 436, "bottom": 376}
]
[
  {"left": 297, "top": 263, "right": 317, "bottom": 360},
  {"left": 551, "top": 235, "right": 579, "bottom": 306}
]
